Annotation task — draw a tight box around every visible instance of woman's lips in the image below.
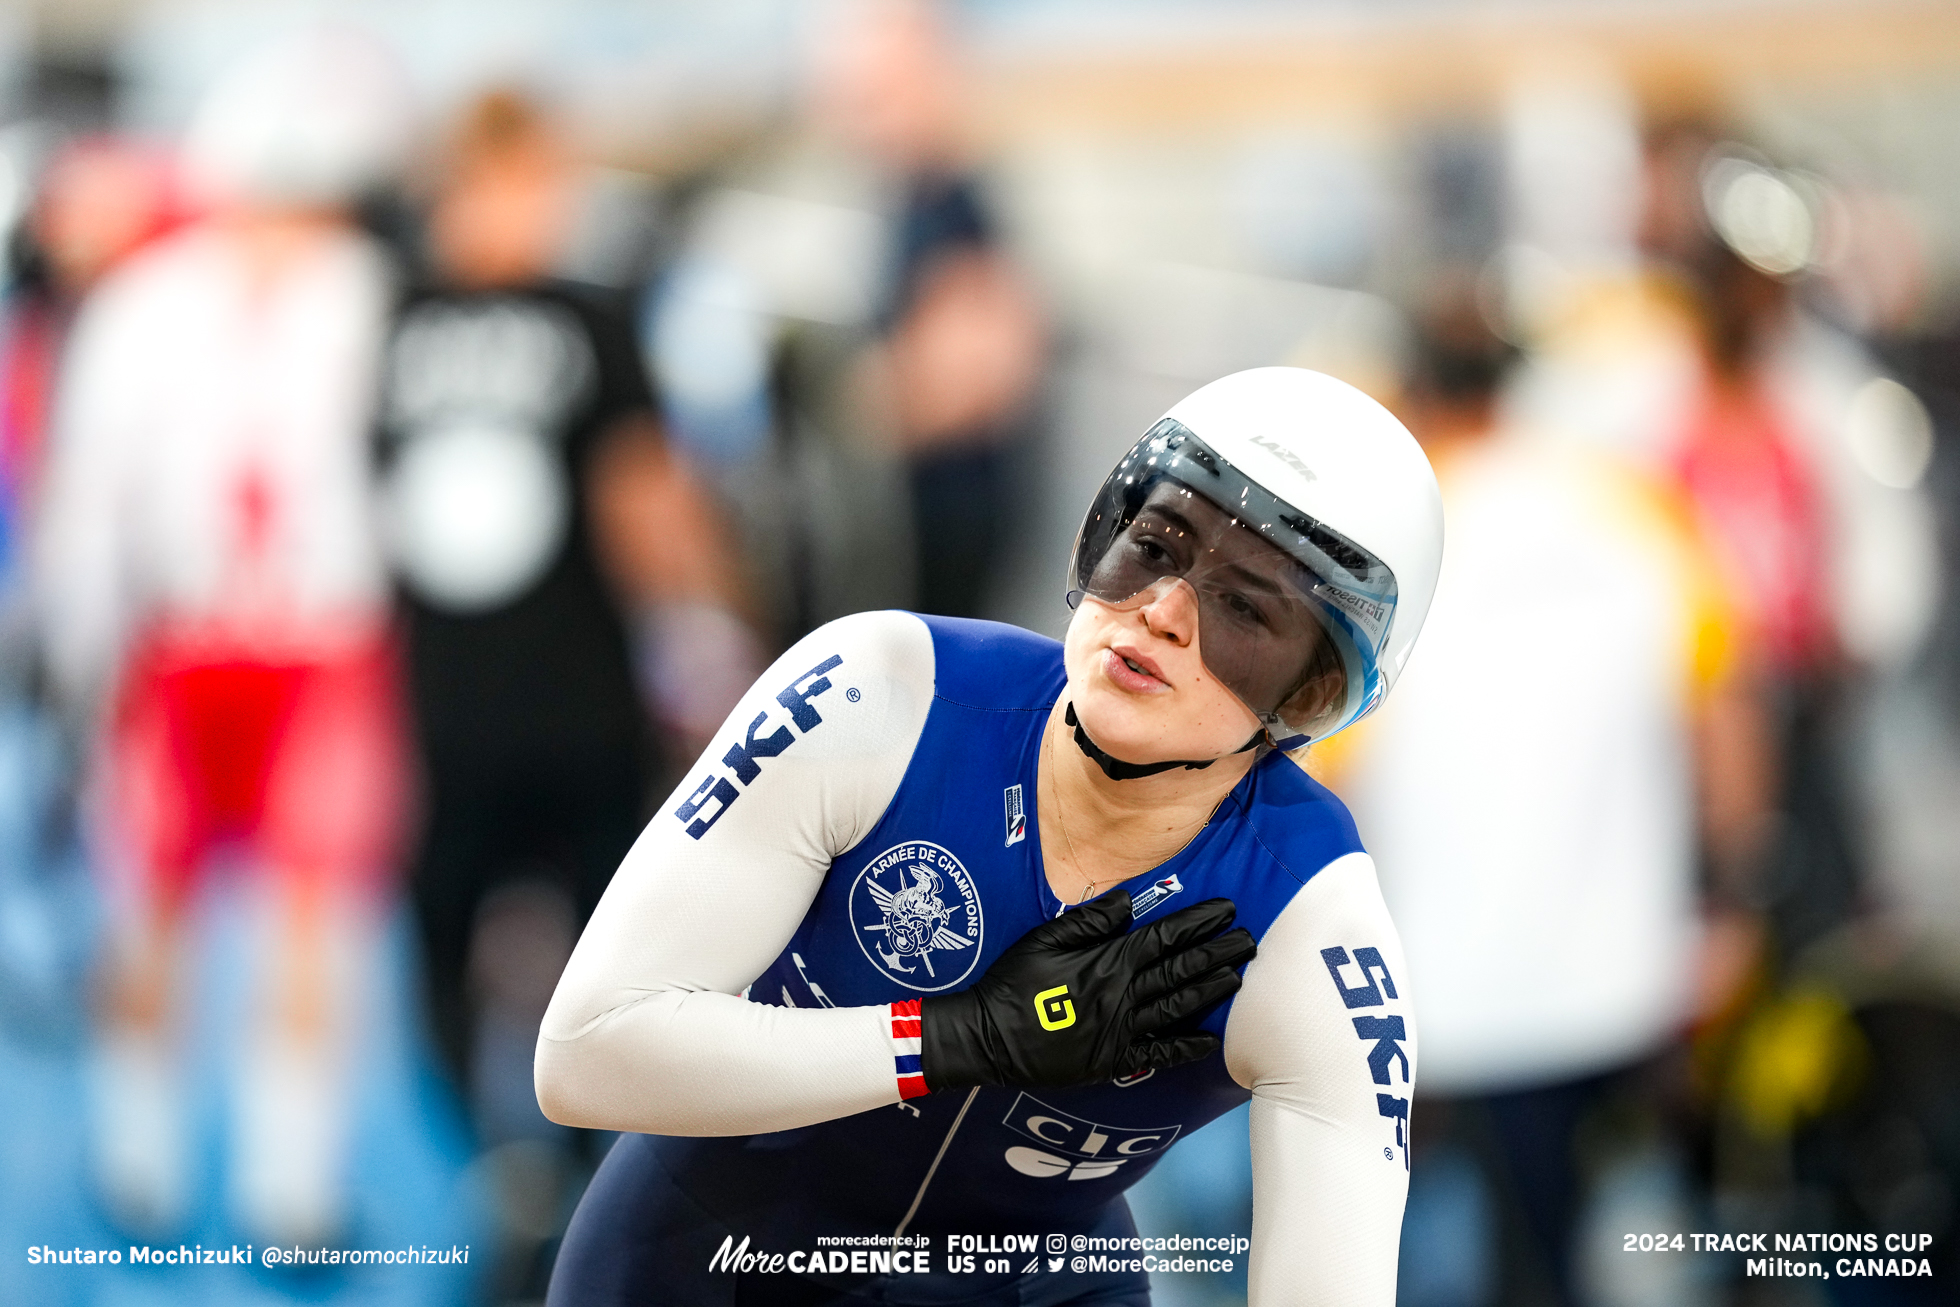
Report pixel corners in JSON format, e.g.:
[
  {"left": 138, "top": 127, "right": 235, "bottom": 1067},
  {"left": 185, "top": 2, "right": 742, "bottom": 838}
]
[{"left": 1103, "top": 646, "right": 1169, "bottom": 693}]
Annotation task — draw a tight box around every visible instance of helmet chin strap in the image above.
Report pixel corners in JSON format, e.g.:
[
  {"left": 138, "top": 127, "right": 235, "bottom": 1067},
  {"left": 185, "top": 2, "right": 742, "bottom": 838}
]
[{"left": 1064, "top": 702, "right": 1261, "bottom": 782}]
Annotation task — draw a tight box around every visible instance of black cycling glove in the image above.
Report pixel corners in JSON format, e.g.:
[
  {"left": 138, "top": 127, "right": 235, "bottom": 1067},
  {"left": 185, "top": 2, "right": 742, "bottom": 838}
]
[{"left": 919, "top": 889, "right": 1255, "bottom": 1091}]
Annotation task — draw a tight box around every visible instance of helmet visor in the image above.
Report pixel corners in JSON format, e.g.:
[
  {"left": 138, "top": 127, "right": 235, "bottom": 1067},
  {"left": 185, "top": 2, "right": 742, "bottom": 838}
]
[{"left": 1067, "top": 419, "right": 1399, "bottom": 747}]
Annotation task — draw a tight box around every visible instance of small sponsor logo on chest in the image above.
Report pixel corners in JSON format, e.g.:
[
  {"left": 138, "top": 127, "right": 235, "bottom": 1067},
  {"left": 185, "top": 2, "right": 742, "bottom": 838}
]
[{"left": 1128, "top": 874, "right": 1184, "bottom": 919}]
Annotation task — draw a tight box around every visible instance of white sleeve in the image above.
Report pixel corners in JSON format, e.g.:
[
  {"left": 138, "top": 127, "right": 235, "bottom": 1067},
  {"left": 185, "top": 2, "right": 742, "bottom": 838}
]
[
  {"left": 1225, "top": 851, "right": 1414, "bottom": 1307},
  {"left": 535, "top": 609, "right": 935, "bottom": 1136}
]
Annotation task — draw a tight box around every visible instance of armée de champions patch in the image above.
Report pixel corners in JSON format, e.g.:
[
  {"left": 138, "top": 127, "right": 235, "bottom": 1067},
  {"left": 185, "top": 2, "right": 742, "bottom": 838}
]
[{"left": 850, "top": 841, "right": 983, "bottom": 993}]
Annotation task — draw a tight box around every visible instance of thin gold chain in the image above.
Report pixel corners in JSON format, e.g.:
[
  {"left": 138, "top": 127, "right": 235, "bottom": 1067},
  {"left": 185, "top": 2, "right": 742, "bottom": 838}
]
[{"left": 1043, "top": 717, "right": 1133, "bottom": 905}]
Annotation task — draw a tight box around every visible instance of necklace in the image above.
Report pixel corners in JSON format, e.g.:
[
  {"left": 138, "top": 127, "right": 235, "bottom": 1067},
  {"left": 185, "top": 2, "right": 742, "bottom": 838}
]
[{"left": 1043, "top": 718, "right": 1135, "bottom": 905}]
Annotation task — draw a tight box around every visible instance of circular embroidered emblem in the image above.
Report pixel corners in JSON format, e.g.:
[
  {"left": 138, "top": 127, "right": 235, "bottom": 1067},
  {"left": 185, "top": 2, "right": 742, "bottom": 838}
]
[{"left": 849, "top": 841, "right": 984, "bottom": 993}]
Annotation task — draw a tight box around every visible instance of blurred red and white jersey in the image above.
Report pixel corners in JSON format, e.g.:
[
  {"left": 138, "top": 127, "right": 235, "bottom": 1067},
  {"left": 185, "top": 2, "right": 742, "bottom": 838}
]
[
  {"left": 1669, "top": 391, "right": 1833, "bottom": 676},
  {"left": 36, "top": 221, "right": 395, "bottom": 699}
]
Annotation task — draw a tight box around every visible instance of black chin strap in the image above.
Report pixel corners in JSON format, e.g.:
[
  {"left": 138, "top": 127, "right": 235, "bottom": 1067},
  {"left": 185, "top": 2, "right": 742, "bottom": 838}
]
[{"left": 1064, "top": 702, "right": 1261, "bottom": 782}]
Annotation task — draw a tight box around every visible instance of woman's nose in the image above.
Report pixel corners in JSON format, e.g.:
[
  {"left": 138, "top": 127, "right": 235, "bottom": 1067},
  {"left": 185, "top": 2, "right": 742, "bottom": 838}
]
[{"left": 1137, "top": 576, "right": 1199, "bottom": 646}]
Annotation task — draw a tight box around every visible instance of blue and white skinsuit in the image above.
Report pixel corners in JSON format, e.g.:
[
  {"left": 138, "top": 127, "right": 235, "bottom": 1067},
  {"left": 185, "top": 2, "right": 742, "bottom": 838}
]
[{"left": 537, "top": 612, "right": 1415, "bottom": 1305}]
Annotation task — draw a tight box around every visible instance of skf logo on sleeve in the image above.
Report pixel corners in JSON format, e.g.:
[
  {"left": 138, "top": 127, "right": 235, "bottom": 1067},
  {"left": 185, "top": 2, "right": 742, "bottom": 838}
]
[
  {"left": 1321, "top": 945, "right": 1411, "bottom": 1169},
  {"left": 672, "top": 656, "right": 842, "bottom": 840},
  {"left": 1035, "top": 985, "right": 1075, "bottom": 1031}
]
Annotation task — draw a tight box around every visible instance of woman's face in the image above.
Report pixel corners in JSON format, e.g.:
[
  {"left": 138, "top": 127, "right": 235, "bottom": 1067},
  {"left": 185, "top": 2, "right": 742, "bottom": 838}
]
[{"left": 1064, "top": 483, "right": 1325, "bottom": 764}]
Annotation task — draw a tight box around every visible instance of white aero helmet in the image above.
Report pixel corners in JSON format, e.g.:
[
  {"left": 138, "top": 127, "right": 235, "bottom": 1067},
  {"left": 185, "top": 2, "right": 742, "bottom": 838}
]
[{"left": 1068, "top": 367, "right": 1443, "bottom": 749}]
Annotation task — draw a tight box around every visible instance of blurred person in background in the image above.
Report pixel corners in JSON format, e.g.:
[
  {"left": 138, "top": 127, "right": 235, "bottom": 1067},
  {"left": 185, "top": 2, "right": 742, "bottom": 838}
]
[
  {"left": 32, "top": 28, "right": 413, "bottom": 1243},
  {"left": 644, "top": 0, "right": 1044, "bottom": 645},
  {"left": 817, "top": 0, "right": 1046, "bottom": 620},
  {"left": 1594, "top": 121, "right": 1943, "bottom": 967},
  {"left": 1328, "top": 297, "right": 1770, "bottom": 1307},
  {"left": 374, "top": 87, "right": 756, "bottom": 1290},
  {"left": 1489, "top": 101, "right": 1947, "bottom": 1304},
  {"left": 0, "top": 137, "right": 184, "bottom": 1029},
  {"left": 1644, "top": 125, "right": 1860, "bottom": 962},
  {"left": 1640, "top": 121, "right": 1956, "bottom": 1300},
  {"left": 1, "top": 137, "right": 182, "bottom": 586}
]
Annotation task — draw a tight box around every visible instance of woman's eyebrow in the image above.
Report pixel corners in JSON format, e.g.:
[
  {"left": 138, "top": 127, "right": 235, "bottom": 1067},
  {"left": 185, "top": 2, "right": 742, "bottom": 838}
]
[
  {"left": 1211, "top": 544, "right": 1321, "bottom": 602},
  {"left": 1142, "top": 499, "right": 1315, "bottom": 600},
  {"left": 1210, "top": 560, "right": 1285, "bottom": 596},
  {"left": 1136, "top": 503, "right": 1201, "bottom": 537}
]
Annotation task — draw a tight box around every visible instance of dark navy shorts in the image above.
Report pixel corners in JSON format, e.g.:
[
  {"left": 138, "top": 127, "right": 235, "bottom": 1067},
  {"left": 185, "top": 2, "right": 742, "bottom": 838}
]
[{"left": 548, "top": 1133, "right": 1154, "bottom": 1307}]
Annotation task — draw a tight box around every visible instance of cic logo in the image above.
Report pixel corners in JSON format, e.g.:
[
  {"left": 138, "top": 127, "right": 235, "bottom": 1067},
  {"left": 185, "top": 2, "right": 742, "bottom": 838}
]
[{"left": 1035, "top": 985, "right": 1075, "bottom": 1031}]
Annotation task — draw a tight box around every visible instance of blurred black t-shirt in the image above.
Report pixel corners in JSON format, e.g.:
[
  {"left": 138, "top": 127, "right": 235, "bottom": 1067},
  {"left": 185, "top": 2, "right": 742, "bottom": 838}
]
[{"left": 375, "top": 280, "right": 652, "bottom": 759}]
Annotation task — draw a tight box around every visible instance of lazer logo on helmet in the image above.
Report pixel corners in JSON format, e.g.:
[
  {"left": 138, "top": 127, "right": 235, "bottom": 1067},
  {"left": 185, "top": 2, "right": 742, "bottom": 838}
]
[
  {"left": 1000, "top": 1093, "right": 1181, "bottom": 1181},
  {"left": 1246, "top": 432, "right": 1317, "bottom": 483},
  {"left": 672, "top": 656, "right": 843, "bottom": 840}
]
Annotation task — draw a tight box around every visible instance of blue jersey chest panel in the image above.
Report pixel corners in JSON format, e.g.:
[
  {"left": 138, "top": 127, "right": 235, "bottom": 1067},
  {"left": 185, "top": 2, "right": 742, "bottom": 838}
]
[{"left": 660, "top": 614, "right": 1366, "bottom": 1236}]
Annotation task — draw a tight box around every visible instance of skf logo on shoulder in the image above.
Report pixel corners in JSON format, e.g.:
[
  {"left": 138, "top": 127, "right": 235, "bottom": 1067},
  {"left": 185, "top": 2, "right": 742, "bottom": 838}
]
[
  {"left": 1034, "top": 985, "right": 1075, "bottom": 1031},
  {"left": 849, "top": 842, "right": 983, "bottom": 992},
  {"left": 1000, "top": 1093, "right": 1180, "bottom": 1181},
  {"left": 1321, "top": 945, "right": 1411, "bottom": 1169},
  {"left": 672, "top": 656, "right": 842, "bottom": 840}
]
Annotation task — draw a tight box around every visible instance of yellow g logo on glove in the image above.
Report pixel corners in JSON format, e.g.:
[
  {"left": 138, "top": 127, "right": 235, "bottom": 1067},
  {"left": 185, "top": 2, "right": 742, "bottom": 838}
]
[
  {"left": 1035, "top": 985, "right": 1076, "bottom": 1031},
  {"left": 916, "top": 890, "right": 1254, "bottom": 1091}
]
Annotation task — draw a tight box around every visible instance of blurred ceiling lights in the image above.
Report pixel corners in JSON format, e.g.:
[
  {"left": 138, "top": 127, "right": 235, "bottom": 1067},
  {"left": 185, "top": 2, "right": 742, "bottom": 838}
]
[
  {"left": 1846, "top": 376, "right": 1935, "bottom": 491},
  {"left": 1703, "top": 152, "right": 1822, "bottom": 279}
]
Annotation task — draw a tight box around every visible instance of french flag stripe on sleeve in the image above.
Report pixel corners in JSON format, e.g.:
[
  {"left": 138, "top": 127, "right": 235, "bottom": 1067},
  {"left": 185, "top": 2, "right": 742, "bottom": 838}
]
[{"left": 891, "top": 999, "right": 928, "bottom": 1098}]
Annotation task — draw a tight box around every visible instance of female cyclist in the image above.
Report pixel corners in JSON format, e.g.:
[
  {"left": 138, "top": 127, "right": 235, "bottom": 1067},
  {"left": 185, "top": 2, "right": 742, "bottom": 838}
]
[{"left": 536, "top": 367, "right": 1444, "bottom": 1305}]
